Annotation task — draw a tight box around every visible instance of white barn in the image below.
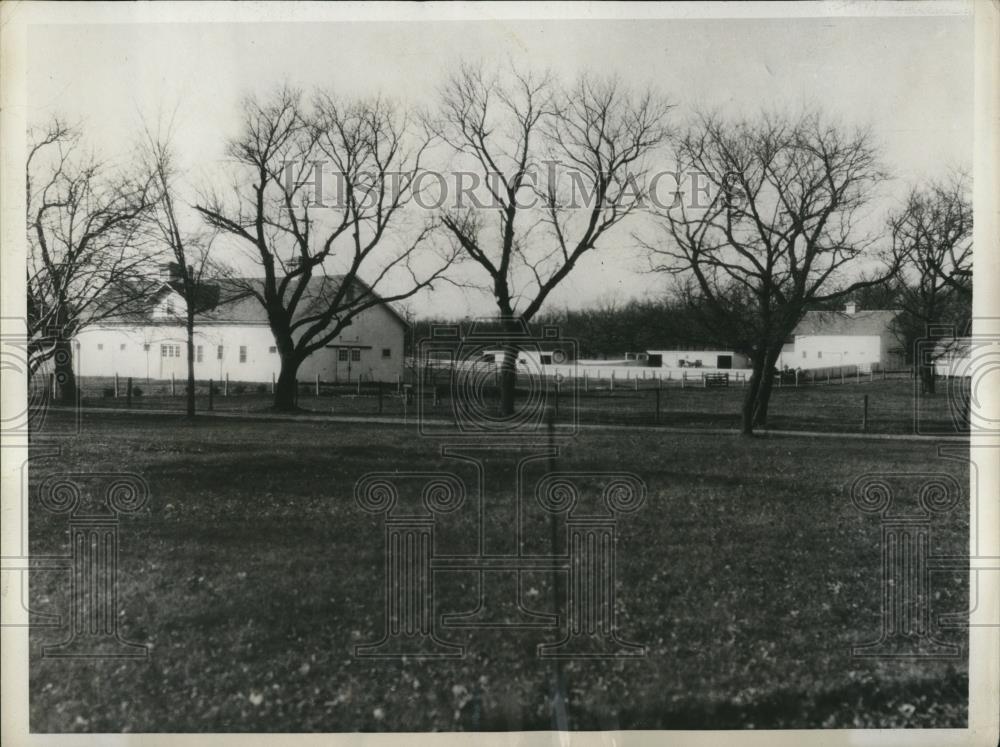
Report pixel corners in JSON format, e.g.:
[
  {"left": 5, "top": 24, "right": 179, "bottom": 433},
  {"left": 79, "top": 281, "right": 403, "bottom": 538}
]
[
  {"left": 779, "top": 303, "right": 903, "bottom": 372},
  {"left": 75, "top": 268, "right": 406, "bottom": 384}
]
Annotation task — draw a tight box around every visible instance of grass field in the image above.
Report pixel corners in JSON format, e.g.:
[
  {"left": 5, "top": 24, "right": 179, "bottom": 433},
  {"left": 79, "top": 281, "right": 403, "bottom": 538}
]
[
  {"left": 71, "top": 374, "right": 968, "bottom": 436},
  {"left": 28, "top": 411, "right": 969, "bottom": 731}
]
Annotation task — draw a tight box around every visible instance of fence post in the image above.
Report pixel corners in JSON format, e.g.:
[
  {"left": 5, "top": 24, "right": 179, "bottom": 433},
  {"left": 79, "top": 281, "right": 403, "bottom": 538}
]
[
  {"left": 862, "top": 394, "right": 869, "bottom": 433},
  {"left": 610, "top": 371, "right": 615, "bottom": 392},
  {"left": 584, "top": 371, "right": 589, "bottom": 392},
  {"left": 655, "top": 386, "right": 661, "bottom": 424},
  {"left": 795, "top": 369, "right": 799, "bottom": 388},
  {"left": 378, "top": 381, "right": 384, "bottom": 414},
  {"left": 870, "top": 368, "right": 874, "bottom": 383},
  {"left": 170, "top": 373, "right": 175, "bottom": 397},
  {"left": 397, "top": 374, "right": 401, "bottom": 394},
  {"left": 554, "top": 381, "right": 560, "bottom": 418},
  {"left": 271, "top": 372, "right": 275, "bottom": 394},
  {"left": 882, "top": 368, "right": 886, "bottom": 381},
  {"left": 826, "top": 369, "right": 831, "bottom": 385},
  {"left": 315, "top": 373, "right": 320, "bottom": 396},
  {"left": 841, "top": 368, "right": 845, "bottom": 385},
  {"left": 114, "top": 373, "right": 119, "bottom": 399},
  {"left": 224, "top": 373, "right": 229, "bottom": 397},
  {"left": 682, "top": 372, "right": 686, "bottom": 389},
  {"left": 126, "top": 377, "right": 132, "bottom": 408},
  {"left": 208, "top": 379, "right": 214, "bottom": 411},
  {"left": 357, "top": 378, "right": 362, "bottom": 396},
  {"left": 634, "top": 376, "right": 639, "bottom": 392},
  {"left": 49, "top": 373, "right": 56, "bottom": 400}
]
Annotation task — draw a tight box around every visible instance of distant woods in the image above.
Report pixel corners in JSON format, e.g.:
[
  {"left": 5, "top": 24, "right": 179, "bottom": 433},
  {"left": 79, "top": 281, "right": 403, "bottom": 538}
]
[{"left": 407, "top": 298, "right": 718, "bottom": 359}]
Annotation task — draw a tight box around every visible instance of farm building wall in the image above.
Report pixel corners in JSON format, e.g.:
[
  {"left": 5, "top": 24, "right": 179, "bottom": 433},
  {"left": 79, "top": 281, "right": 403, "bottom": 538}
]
[
  {"left": 788, "top": 334, "right": 882, "bottom": 372},
  {"left": 645, "top": 350, "right": 750, "bottom": 369},
  {"left": 75, "top": 303, "right": 405, "bottom": 384}
]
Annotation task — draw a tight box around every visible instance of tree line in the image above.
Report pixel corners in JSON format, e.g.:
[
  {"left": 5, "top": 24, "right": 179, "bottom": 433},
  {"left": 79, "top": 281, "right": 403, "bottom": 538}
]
[{"left": 26, "top": 63, "right": 972, "bottom": 433}]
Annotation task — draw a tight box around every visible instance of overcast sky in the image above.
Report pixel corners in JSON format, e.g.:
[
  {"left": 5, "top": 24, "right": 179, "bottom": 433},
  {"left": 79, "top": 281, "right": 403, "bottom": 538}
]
[{"left": 27, "top": 12, "right": 974, "bottom": 318}]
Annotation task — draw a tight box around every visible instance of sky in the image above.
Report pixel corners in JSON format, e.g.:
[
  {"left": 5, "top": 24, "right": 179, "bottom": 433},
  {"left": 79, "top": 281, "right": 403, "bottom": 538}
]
[{"left": 26, "top": 10, "right": 974, "bottom": 318}]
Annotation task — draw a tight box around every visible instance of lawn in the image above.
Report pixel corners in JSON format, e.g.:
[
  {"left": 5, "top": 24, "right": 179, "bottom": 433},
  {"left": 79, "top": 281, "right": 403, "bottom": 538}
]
[
  {"left": 28, "top": 411, "right": 969, "bottom": 731},
  {"left": 70, "top": 373, "right": 969, "bottom": 436}
]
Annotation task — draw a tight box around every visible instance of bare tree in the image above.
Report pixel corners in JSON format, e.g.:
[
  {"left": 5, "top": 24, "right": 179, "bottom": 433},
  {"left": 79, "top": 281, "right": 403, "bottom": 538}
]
[
  {"left": 643, "top": 110, "right": 895, "bottom": 435},
  {"left": 434, "top": 64, "right": 671, "bottom": 414},
  {"left": 888, "top": 172, "right": 972, "bottom": 393},
  {"left": 26, "top": 117, "right": 156, "bottom": 402},
  {"left": 142, "top": 123, "right": 219, "bottom": 417},
  {"left": 195, "top": 87, "right": 457, "bottom": 410}
]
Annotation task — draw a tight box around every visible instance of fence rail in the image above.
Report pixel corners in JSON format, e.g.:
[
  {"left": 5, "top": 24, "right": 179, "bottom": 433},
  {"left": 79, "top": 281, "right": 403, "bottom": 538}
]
[{"left": 60, "top": 368, "right": 968, "bottom": 436}]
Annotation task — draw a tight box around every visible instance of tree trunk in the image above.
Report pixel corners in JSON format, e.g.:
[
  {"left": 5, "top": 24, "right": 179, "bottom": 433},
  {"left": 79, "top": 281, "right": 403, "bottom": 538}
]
[
  {"left": 919, "top": 362, "right": 936, "bottom": 395},
  {"left": 185, "top": 313, "right": 196, "bottom": 418},
  {"left": 274, "top": 354, "right": 302, "bottom": 411},
  {"left": 740, "top": 354, "right": 765, "bottom": 435},
  {"left": 752, "top": 346, "right": 783, "bottom": 427},
  {"left": 499, "top": 343, "right": 518, "bottom": 417},
  {"left": 53, "top": 337, "right": 77, "bottom": 405}
]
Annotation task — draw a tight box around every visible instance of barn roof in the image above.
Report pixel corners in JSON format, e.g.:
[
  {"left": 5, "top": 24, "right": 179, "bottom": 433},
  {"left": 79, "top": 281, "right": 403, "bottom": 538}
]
[
  {"left": 101, "top": 274, "right": 407, "bottom": 328},
  {"left": 792, "top": 309, "right": 899, "bottom": 337}
]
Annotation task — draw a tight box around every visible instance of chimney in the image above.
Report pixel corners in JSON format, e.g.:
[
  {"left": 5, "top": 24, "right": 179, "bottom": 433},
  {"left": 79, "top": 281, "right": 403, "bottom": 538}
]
[
  {"left": 844, "top": 301, "right": 857, "bottom": 315},
  {"left": 158, "top": 262, "right": 184, "bottom": 281}
]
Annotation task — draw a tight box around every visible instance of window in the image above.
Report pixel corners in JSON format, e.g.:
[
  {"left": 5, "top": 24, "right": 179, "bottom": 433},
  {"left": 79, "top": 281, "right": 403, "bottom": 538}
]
[
  {"left": 120, "top": 343, "right": 126, "bottom": 351},
  {"left": 382, "top": 348, "right": 392, "bottom": 359},
  {"left": 338, "top": 349, "right": 349, "bottom": 362},
  {"left": 239, "top": 346, "right": 247, "bottom": 363},
  {"left": 269, "top": 346, "right": 277, "bottom": 354},
  {"left": 817, "top": 351, "right": 823, "bottom": 360},
  {"left": 217, "top": 345, "right": 224, "bottom": 360},
  {"left": 351, "top": 348, "right": 361, "bottom": 362},
  {"left": 161, "top": 344, "right": 167, "bottom": 358},
  {"left": 802, "top": 351, "right": 807, "bottom": 359},
  {"left": 196, "top": 345, "right": 203, "bottom": 363},
  {"left": 143, "top": 344, "right": 150, "bottom": 352},
  {"left": 97, "top": 343, "right": 103, "bottom": 351}
]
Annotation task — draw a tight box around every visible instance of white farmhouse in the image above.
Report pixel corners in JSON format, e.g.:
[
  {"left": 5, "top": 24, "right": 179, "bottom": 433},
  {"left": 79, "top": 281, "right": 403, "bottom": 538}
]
[
  {"left": 779, "top": 303, "right": 903, "bottom": 372},
  {"left": 75, "top": 265, "right": 406, "bottom": 384}
]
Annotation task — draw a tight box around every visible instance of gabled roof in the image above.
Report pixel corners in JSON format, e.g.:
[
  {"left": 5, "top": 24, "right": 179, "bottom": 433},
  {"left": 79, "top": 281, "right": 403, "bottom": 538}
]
[
  {"left": 792, "top": 309, "right": 900, "bottom": 337},
  {"left": 198, "top": 276, "right": 407, "bottom": 328},
  {"left": 102, "top": 274, "right": 407, "bottom": 329}
]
